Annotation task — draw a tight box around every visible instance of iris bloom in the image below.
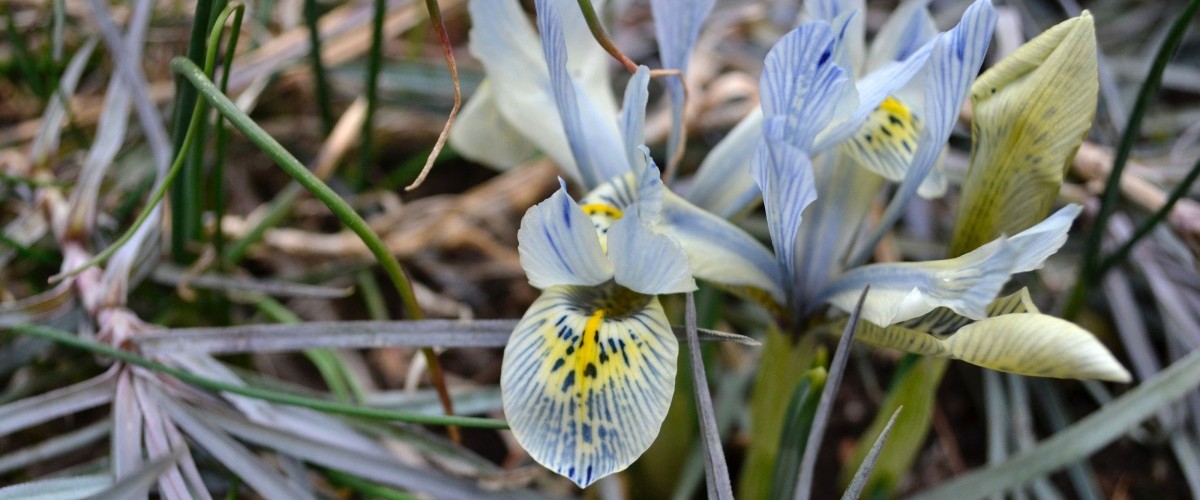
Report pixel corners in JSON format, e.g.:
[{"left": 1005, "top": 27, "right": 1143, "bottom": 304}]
[
  {"left": 456, "top": 0, "right": 1130, "bottom": 488},
  {"left": 492, "top": 0, "right": 781, "bottom": 487},
  {"left": 699, "top": 0, "right": 1129, "bottom": 382}
]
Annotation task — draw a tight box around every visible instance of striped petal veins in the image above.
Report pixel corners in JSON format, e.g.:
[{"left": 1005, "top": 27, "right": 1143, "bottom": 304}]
[{"left": 501, "top": 285, "right": 678, "bottom": 488}]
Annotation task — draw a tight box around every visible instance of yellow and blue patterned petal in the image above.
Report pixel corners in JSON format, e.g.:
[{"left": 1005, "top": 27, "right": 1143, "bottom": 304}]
[
  {"left": 501, "top": 286, "right": 679, "bottom": 488},
  {"left": 518, "top": 181, "right": 614, "bottom": 289},
  {"left": 841, "top": 96, "right": 922, "bottom": 181}
]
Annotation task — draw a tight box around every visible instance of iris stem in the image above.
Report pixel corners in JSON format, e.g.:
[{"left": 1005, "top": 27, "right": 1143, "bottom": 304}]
[{"left": 575, "top": 0, "right": 638, "bottom": 73}]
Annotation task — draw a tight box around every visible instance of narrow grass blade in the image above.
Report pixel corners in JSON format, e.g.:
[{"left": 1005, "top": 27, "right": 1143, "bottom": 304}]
[
  {"left": 169, "top": 56, "right": 423, "bottom": 320},
  {"left": 134, "top": 380, "right": 207, "bottom": 500},
  {"left": 85, "top": 0, "right": 172, "bottom": 168},
  {"left": 359, "top": 0, "right": 386, "bottom": 184},
  {"left": 157, "top": 391, "right": 315, "bottom": 500},
  {"left": 50, "top": 0, "right": 199, "bottom": 284},
  {"left": 0, "top": 419, "right": 109, "bottom": 475},
  {"left": 839, "top": 356, "right": 945, "bottom": 494},
  {"left": 1006, "top": 375, "right": 1061, "bottom": 498},
  {"left": 795, "top": 286, "right": 868, "bottom": 500},
  {"left": 842, "top": 406, "right": 902, "bottom": 500},
  {"left": 111, "top": 370, "right": 145, "bottom": 481},
  {"left": 168, "top": 0, "right": 215, "bottom": 258},
  {"left": 770, "top": 369, "right": 823, "bottom": 500},
  {"left": 304, "top": 0, "right": 334, "bottom": 133},
  {"left": 88, "top": 451, "right": 182, "bottom": 500},
  {"left": 253, "top": 296, "right": 358, "bottom": 402},
  {"left": 913, "top": 348, "right": 1200, "bottom": 500},
  {"left": 684, "top": 293, "right": 733, "bottom": 499},
  {"left": 983, "top": 370, "right": 1008, "bottom": 500},
  {"left": 133, "top": 320, "right": 758, "bottom": 355},
  {"left": 1068, "top": 0, "right": 1200, "bottom": 319},
  {"left": 8, "top": 324, "right": 506, "bottom": 428},
  {"left": 0, "top": 372, "right": 114, "bottom": 437},
  {"left": 1170, "top": 433, "right": 1200, "bottom": 499},
  {"left": 68, "top": 0, "right": 153, "bottom": 240},
  {"left": 210, "top": 0, "right": 245, "bottom": 276},
  {"left": 194, "top": 402, "right": 515, "bottom": 498},
  {"left": 1030, "top": 379, "right": 1104, "bottom": 500},
  {"left": 1099, "top": 153, "right": 1200, "bottom": 273},
  {"left": 672, "top": 367, "right": 756, "bottom": 500},
  {"left": 165, "top": 353, "right": 388, "bottom": 457},
  {"left": 0, "top": 282, "right": 75, "bottom": 328},
  {"left": 224, "top": 97, "right": 367, "bottom": 265},
  {"left": 0, "top": 475, "right": 110, "bottom": 500},
  {"left": 29, "top": 36, "right": 96, "bottom": 164}
]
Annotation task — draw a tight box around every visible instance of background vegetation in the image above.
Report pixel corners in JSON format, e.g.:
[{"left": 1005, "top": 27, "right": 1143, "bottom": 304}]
[{"left": 1, "top": 0, "right": 1199, "bottom": 497}]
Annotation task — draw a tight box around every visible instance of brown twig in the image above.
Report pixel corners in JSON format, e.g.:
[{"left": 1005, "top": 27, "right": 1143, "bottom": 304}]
[{"left": 405, "top": 0, "right": 461, "bottom": 193}]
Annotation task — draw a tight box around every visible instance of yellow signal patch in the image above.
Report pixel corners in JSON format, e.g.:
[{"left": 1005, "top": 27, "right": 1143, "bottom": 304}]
[{"left": 841, "top": 96, "right": 923, "bottom": 182}]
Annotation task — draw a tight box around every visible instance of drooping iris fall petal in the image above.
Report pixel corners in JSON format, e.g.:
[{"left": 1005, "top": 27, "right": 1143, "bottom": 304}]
[{"left": 501, "top": 286, "right": 678, "bottom": 488}]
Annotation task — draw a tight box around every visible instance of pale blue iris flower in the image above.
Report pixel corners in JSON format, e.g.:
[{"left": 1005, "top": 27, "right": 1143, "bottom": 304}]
[
  {"left": 490, "top": 0, "right": 779, "bottom": 488},
  {"left": 741, "top": 0, "right": 1003, "bottom": 320},
  {"left": 708, "top": 0, "right": 1127, "bottom": 382},
  {"left": 455, "top": 0, "right": 1128, "bottom": 488}
]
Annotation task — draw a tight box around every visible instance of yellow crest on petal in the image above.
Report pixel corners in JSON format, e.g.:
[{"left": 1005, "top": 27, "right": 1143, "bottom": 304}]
[{"left": 841, "top": 97, "right": 923, "bottom": 185}]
